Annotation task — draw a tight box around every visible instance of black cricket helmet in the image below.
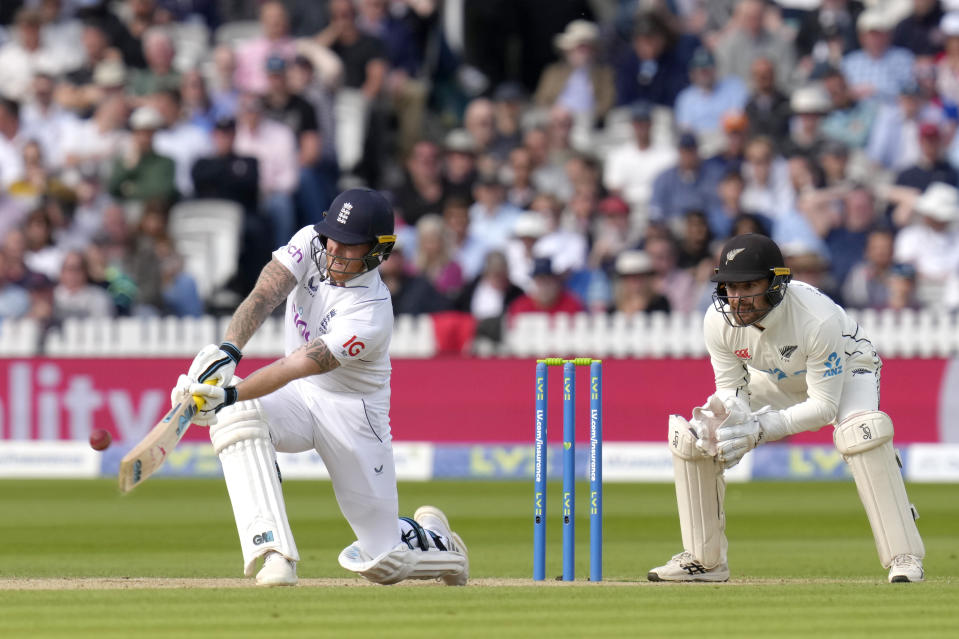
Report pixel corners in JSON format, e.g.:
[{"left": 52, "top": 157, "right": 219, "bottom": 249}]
[
  {"left": 711, "top": 234, "right": 791, "bottom": 326},
  {"left": 311, "top": 188, "right": 396, "bottom": 282}
]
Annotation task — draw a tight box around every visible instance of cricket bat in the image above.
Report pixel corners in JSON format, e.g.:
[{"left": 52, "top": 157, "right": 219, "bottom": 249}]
[{"left": 118, "top": 384, "right": 211, "bottom": 493}]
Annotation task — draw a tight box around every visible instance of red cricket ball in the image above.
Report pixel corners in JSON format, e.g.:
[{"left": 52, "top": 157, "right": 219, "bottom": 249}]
[{"left": 89, "top": 429, "right": 112, "bottom": 451}]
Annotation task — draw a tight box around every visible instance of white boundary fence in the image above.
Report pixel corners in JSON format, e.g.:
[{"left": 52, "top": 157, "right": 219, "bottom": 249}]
[{"left": 2, "top": 309, "right": 958, "bottom": 358}]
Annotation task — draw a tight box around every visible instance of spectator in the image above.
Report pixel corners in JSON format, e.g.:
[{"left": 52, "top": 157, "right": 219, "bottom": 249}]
[
  {"left": 674, "top": 47, "right": 749, "bottom": 139},
  {"left": 20, "top": 67, "right": 75, "bottom": 170},
  {"left": 208, "top": 44, "right": 240, "bottom": 118},
  {"left": 234, "top": 0, "right": 296, "bottom": 94},
  {"left": 378, "top": 244, "right": 451, "bottom": 315},
  {"left": 463, "top": 98, "right": 496, "bottom": 156},
  {"left": 107, "top": 105, "right": 177, "bottom": 205},
  {"left": 784, "top": 84, "right": 832, "bottom": 158},
  {"left": 714, "top": 0, "right": 796, "bottom": 91},
  {"left": 505, "top": 211, "right": 549, "bottom": 292},
  {"left": 22, "top": 208, "right": 64, "bottom": 281},
  {"left": 53, "top": 249, "right": 115, "bottom": 320},
  {"left": 413, "top": 213, "right": 463, "bottom": 298},
  {"left": 614, "top": 11, "right": 692, "bottom": 107},
  {"left": 704, "top": 111, "right": 749, "bottom": 176},
  {"left": 0, "top": 249, "right": 30, "bottom": 321},
  {"left": 868, "top": 81, "right": 936, "bottom": 171},
  {"left": 825, "top": 185, "right": 879, "bottom": 286},
  {"left": 645, "top": 234, "right": 697, "bottom": 313},
  {"left": 609, "top": 249, "right": 670, "bottom": 314},
  {"left": 0, "top": 8, "right": 59, "bottom": 99},
  {"left": 392, "top": 139, "right": 443, "bottom": 228},
  {"left": 179, "top": 69, "right": 218, "bottom": 131},
  {"left": 0, "top": 168, "right": 29, "bottom": 240},
  {"left": 894, "top": 122, "right": 959, "bottom": 197},
  {"left": 936, "top": 12, "right": 959, "bottom": 107},
  {"left": 893, "top": 181, "right": 959, "bottom": 307},
  {"left": 819, "top": 64, "right": 879, "bottom": 149},
  {"left": 709, "top": 169, "right": 765, "bottom": 239},
  {"left": 466, "top": 170, "right": 523, "bottom": 276},
  {"left": 488, "top": 82, "right": 526, "bottom": 161},
  {"left": 602, "top": 101, "right": 676, "bottom": 228},
  {"left": 442, "top": 129, "right": 477, "bottom": 206},
  {"left": 842, "top": 228, "right": 897, "bottom": 309},
  {"left": 887, "top": 263, "right": 921, "bottom": 310},
  {"left": 151, "top": 89, "right": 214, "bottom": 197},
  {"left": 744, "top": 57, "right": 792, "bottom": 147},
  {"left": 59, "top": 93, "right": 128, "bottom": 174},
  {"left": 842, "top": 11, "right": 915, "bottom": 102},
  {"left": 534, "top": 20, "right": 614, "bottom": 124},
  {"left": 783, "top": 243, "right": 839, "bottom": 301},
  {"left": 262, "top": 55, "right": 326, "bottom": 225},
  {"left": 0, "top": 97, "right": 27, "bottom": 188},
  {"left": 794, "top": 0, "right": 863, "bottom": 71},
  {"left": 57, "top": 18, "right": 116, "bottom": 115},
  {"left": 441, "top": 195, "right": 483, "bottom": 279},
  {"left": 648, "top": 132, "right": 723, "bottom": 228},
  {"left": 65, "top": 169, "right": 112, "bottom": 250},
  {"left": 234, "top": 92, "right": 298, "bottom": 248},
  {"left": 454, "top": 249, "right": 524, "bottom": 343},
  {"left": 893, "top": 0, "right": 945, "bottom": 56},
  {"left": 507, "top": 256, "right": 584, "bottom": 318},
  {"left": 677, "top": 210, "right": 713, "bottom": 270},
  {"left": 128, "top": 27, "right": 180, "bottom": 97}
]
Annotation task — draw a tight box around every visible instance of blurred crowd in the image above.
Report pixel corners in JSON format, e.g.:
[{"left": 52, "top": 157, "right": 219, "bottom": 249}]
[{"left": 2, "top": 0, "right": 959, "bottom": 347}]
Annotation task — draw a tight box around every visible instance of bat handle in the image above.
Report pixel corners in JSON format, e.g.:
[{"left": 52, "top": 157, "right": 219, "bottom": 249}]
[{"left": 192, "top": 379, "right": 218, "bottom": 411}]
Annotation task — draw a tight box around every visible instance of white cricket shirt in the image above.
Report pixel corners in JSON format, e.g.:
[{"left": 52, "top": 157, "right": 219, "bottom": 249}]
[
  {"left": 272, "top": 226, "right": 393, "bottom": 395},
  {"left": 704, "top": 280, "right": 880, "bottom": 435}
]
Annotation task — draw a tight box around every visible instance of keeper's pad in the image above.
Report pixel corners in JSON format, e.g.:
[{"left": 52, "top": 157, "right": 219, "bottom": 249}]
[
  {"left": 833, "top": 411, "right": 924, "bottom": 568},
  {"left": 211, "top": 394, "right": 299, "bottom": 576},
  {"left": 338, "top": 540, "right": 467, "bottom": 585},
  {"left": 668, "top": 415, "right": 727, "bottom": 569}
]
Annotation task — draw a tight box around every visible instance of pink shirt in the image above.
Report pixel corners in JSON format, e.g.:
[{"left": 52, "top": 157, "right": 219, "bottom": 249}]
[
  {"left": 235, "top": 118, "right": 299, "bottom": 194},
  {"left": 234, "top": 37, "right": 297, "bottom": 93}
]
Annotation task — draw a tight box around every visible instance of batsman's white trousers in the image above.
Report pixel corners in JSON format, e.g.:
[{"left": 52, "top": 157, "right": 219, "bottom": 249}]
[{"left": 260, "top": 379, "right": 402, "bottom": 558}]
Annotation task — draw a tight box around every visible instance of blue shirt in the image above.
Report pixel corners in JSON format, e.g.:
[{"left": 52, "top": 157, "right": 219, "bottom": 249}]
[
  {"left": 649, "top": 163, "right": 724, "bottom": 223},
  {"left": 841, "top": 47, "right": 915, "bottom": 102},
  {"left": 674, "top": 76, "right": 749, "bottom": 135}
]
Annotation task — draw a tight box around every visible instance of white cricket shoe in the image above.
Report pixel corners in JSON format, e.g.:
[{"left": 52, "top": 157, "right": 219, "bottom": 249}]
[
  {"left": 256, "top": 551, "right": 298, "bottom": 586},
  {"left": 413, "top": 505, "right": 469, "bottom": 586},
  {"left": 648, "top": 551, "right": 730, "bottom": 582},
  {"left": 888, "top": 554, "right": 924, "bottom": 583}
]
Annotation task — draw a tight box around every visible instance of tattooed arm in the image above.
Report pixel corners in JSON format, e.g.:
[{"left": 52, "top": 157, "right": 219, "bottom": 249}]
[
  {"left": 232, "top": 337, "right": 340, "bottom": 402},
  {"left": 223, "top": 258, "right": 297, "bottom": 349}
]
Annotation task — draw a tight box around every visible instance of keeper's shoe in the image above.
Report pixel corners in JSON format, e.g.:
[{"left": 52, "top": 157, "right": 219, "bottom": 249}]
[
  {"left": 256, "top": 550, "right": 298, "bottom": 586},
  {"left": 647, "top": 551, "right": 729, "bottom": 582},
  {"left": 888, "top": 554, "right": 924, "bottom": 583},
  {"left": 413, "top": 505, "right": 469, "bottom": 586}
]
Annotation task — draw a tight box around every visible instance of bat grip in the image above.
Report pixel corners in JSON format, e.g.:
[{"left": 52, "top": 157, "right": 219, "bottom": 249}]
[{"left": 192, "top": 379, "right": 218, "bottom": 410}]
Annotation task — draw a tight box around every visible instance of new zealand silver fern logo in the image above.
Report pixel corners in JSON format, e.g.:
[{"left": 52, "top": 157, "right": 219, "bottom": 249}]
[
  {"left": 778, "top": 345, "right": 798, "bottom": 360},
  {"left": 725, "top": 247, "right": 745, "bottom": 262}
]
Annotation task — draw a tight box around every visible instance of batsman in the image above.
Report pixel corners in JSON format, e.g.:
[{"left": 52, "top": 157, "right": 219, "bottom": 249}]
[
  {"left": 649, "top": 234, "right": 924, "bottom": 584},
  {"left": 169, "top": 188, "right": 468, "bottom": 587}
]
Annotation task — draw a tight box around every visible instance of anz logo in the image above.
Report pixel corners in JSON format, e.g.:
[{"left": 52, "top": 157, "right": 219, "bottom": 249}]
[{"left": 823, "top": 352, "right": 843, "bottom": 378}]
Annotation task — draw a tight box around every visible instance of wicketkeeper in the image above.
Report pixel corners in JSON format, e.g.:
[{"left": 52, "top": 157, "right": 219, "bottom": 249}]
[
  {"left": 649, "top": 234, "right": 925, "bottom": 583},
  {"left": 170, "top": 188, "right": 469, "bottom": 586}
]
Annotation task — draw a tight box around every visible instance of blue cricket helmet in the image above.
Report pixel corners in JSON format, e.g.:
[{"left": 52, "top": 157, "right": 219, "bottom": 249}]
[{"left": 311, "top": 188, "right": 397, "bottom": 281}]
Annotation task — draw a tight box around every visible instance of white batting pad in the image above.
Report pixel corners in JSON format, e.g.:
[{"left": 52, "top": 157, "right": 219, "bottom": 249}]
[
  {"left": 668, "top": 415, "right": 727, "bottom": 569},
  {"left": 338, "top": 541, "right": 467, "bottom": 585},
  {"left": 213, "top": 398, "right": 299, "bottom": 576},
  {"left": 833, "top": 411, "right": 924, "bottom": 567}
]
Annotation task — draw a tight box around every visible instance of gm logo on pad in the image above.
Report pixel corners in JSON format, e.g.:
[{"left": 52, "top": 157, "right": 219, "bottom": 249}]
[{"left": 253, "top": 531, "right": 275, "bottom": 545}]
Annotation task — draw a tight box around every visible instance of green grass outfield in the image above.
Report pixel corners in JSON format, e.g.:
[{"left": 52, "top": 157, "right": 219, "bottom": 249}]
[{"left": 1, "top": 479, "right": 956, "bottom": 638}]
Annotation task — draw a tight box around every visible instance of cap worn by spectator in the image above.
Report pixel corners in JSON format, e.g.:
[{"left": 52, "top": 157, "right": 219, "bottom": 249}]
[
  {"left": 919, "top": 122, "right": 941, "bottom": 139},
  {"left": 941, "top": 12, "right": 959, "bottom": 37},
  {"left": 513, "top": 212, "right": 549, "bottom": 239},
  {"left": 530, "top": 256, "right": 555, "bottom": 277},
  {"left": 689, "top": 47, "right": 715, "bottom": 70},
  {"left": 914, "top": 182, "right": 959, "bottom": 222},
  {"left": 722, "top": 111, "right": 748, "bottom": 134},
  {"left": 819, "top": 139, "right": 849, "bottom": 158},
  {"left": 493, "top": 82, "right": 527, "bottom": 103},
  {"left": 598, "top": 195, "right": 630, "bottom": 216},
  {"left": 129, "top": 106, "right": 164, "bottom": 131},
  {"left": 554, "top": 20, "right": 599, "bottom": 51},
  {"left": 93, "top": 60, "right": 126, "bottom": 88},
  {"left": 678, "top": 132, "right": 699, "bottom": 150},
  {"left": 615, "top": 250, "right": 654, "bottom": 276},
  {"left": 857, "top": 10, "right": 894, "bottom": 32},
  {"left": 266, "top": 55, "right": 288, "bottom": 74},
  {"left": 790, "top": 85, "right": 832, "bottom": 115},
  {"left": 444, "top": 129, "right": 477, "bottom": 154},
  {"left": 630, "top": 101, "right": 653, "bottom": 122}
]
